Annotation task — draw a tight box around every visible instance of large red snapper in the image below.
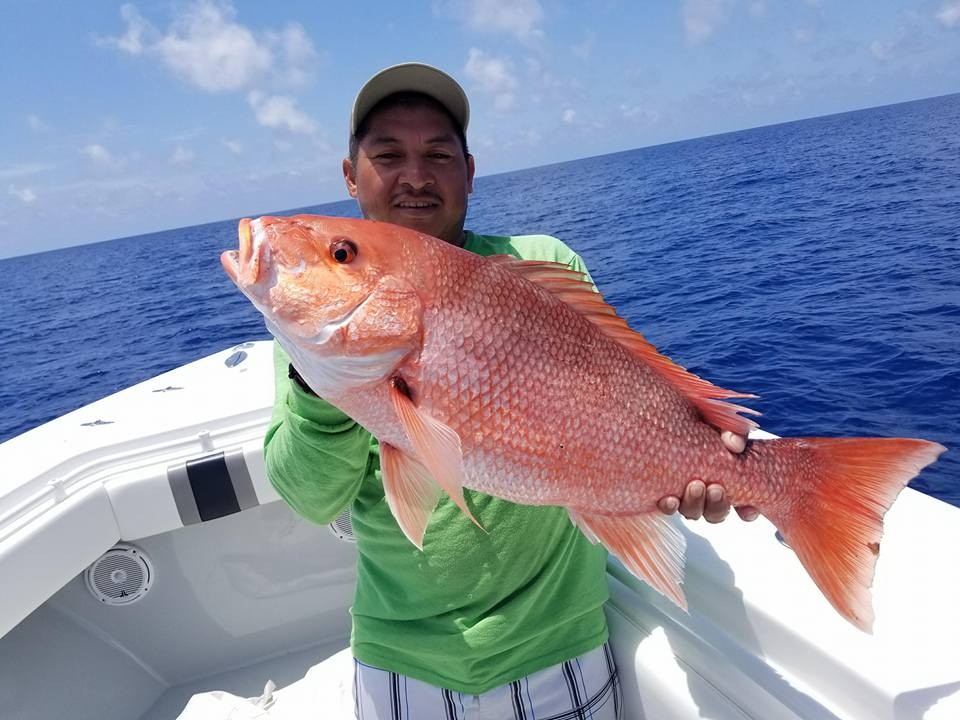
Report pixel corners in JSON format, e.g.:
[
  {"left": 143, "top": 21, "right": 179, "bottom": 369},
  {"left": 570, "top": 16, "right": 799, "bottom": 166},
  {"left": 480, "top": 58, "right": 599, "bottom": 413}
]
[{"left": 221, "top": 214, "right": 945, "bottom": 632}]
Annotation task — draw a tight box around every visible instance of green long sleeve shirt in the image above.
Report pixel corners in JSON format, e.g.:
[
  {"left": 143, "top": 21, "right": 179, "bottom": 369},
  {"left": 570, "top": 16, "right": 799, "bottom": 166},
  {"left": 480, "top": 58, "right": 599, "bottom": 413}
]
[{"left": 263, "top": 231, "right": 610, "bottom": 694}]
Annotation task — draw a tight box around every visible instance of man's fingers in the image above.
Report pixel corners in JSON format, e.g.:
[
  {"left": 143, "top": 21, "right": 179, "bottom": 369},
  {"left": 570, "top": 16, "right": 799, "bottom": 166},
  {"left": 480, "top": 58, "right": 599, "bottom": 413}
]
[
  {"left": 702, "top": 484, "right": 731, "bottom": 523},
  {"left": 657, "top": 496, "right": 680, "bottom": 515},
  {"left": 721, "top": 430, "right": 747, "bottom": 454},
  {"left": 659, "top": 484, "right": 759, "bottom": 523},
  {"left": 678, "top": 480, "right": 706, "bottom": 520}
]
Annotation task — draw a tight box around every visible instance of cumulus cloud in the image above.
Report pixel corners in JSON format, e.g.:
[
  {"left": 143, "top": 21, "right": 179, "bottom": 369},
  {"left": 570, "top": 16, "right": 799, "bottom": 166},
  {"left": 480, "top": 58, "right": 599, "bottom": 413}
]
[
  {"left": 222, "top": 139, "right": 243, "bottom": 155},
  {"left": 152, "top": 1, "right": 271, "bottom": 92},
  {"left": 100, "top": 1, "right": 317, "bottom": 93},
  {"left": 81, "top": 144, "right": 125, "bottom": 169},
  {"left": 97, "top": 4, "right": 151, "bottom": 55},
  {"left": 562, "top": 109, "right": 576, "bottom": 125},
  {"left": 684, "top": 0, "right": 733, "bottom": 44},
  {"left": 436, "top": 0, "right": 543, "bottom": 41},
  {"left": 464, "top": 48, "right": 519, "bottom": 112},
  {"left": 266, "top": 23, "right": 317, "bottom": 87},
  {"left": 937, "top": 1, "right": 960, "bottom": 27},
  {"left": 9, "top": 185, "right": 37, "bottom": 204},
  {"left": 248, "top": 92, "right": 318, "bottom": 135}
]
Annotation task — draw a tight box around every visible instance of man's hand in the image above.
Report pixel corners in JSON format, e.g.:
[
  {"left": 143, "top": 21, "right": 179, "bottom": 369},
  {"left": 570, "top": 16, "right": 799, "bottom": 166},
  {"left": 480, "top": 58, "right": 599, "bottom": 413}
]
[{"left": 656, "top": 431, "right": 759, "bottom": 523}]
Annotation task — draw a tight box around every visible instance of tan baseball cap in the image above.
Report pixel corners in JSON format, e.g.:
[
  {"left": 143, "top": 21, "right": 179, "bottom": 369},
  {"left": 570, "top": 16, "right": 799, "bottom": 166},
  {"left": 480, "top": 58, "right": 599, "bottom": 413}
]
[{"left": 350, "top": 62, "right": 470, "bottom": 136}]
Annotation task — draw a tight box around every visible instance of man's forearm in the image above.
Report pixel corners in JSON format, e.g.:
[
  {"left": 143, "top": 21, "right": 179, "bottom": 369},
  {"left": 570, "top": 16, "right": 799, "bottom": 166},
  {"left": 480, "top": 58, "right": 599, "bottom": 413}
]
[{"left": 264, "top": 342, "right": 373, "bottom": 525}]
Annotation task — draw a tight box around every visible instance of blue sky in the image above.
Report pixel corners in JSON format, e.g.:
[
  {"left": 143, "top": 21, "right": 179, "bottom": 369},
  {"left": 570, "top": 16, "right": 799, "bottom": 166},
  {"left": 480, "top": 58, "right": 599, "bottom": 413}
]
[{"left": 1, "top": 0, "right": 958, "bottom": 258}]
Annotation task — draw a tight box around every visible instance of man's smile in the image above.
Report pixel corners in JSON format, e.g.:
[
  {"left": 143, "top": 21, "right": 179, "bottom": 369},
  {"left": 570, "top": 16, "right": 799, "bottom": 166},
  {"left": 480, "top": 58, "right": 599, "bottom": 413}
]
[{"left": 394, "top": 197, "right": 441, "bottom": 210}]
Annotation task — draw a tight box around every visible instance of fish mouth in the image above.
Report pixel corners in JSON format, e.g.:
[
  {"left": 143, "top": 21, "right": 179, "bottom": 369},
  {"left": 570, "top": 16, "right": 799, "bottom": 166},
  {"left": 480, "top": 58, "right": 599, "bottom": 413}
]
[
  {"left": 221, "top": 218, "right": 265, "bottom": 287},
  {"left": 220, "top": 249, "right": 241, "bottom": 283}
]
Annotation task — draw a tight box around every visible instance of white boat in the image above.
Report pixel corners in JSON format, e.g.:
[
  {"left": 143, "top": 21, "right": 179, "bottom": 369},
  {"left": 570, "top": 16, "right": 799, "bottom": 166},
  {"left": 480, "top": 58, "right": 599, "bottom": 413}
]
[{"left": 1, "top": 341, "right": 957, "bottom": 719}]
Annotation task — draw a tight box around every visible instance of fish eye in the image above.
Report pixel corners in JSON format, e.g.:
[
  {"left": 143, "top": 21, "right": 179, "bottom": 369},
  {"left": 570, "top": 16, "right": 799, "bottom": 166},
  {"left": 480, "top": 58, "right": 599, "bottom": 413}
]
[{"left": 330, "top": 238, "right": 358, "bottom": 264}]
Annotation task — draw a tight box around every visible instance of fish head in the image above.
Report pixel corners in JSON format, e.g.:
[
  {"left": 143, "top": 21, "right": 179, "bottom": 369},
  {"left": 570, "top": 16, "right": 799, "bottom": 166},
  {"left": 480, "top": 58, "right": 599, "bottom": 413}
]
[{"left": 221, "top": 215, "right": 424, "bottom": 396}]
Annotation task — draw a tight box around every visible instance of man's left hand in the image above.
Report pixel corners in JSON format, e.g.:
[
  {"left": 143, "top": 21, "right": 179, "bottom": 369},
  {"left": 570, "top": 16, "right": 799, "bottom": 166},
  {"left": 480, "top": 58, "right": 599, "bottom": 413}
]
[{"left": 656, "top": 431, "right": 760, "bottom": 523}]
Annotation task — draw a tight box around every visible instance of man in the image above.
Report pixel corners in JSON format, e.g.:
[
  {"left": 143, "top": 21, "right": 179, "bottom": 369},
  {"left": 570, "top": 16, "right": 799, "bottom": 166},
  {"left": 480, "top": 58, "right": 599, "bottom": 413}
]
[{"left": 265, "top": 62, "right": 755, "bottom": 719}]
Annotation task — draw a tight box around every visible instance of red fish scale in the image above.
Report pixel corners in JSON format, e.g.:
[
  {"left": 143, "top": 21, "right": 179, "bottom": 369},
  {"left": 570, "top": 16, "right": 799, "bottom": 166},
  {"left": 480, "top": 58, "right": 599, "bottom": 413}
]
[{"left": 405, "top": 251, "right": 773, "bottom": 514}]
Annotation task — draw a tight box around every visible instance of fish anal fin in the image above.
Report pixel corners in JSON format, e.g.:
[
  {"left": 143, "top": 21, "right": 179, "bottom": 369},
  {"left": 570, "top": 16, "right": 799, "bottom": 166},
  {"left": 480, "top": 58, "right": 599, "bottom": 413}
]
[
  {"left": 491, "top": 255, "right": 758, "bottom": 436},
  {"left": 389, "top": 379, "right": 485, "bottom": 532},
  {"left": 380, "top": 443, "right": 442, "bottom": 549},
  {"left": 568, "top": 509, "right": 688, "bottom": 611}
]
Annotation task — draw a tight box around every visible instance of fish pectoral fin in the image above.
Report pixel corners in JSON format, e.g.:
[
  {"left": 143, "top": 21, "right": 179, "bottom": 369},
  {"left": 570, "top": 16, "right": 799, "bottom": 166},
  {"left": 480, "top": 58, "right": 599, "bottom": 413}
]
[
  {"left": 380, "top": 443, "right": 442, "bottom": 549},
  {"left": 389, "top": 380, "right": 485, "bottom": 532},
  {"left": 568, "top": 509, "right": 688, "bottom": 610}
]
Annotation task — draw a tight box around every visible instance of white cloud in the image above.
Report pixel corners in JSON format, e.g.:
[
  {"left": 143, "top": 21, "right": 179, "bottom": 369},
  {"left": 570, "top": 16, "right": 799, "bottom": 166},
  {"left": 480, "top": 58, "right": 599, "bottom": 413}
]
[
  {"left": 171, "top": 145, "right": 195, "bottom": 165},
  {"left": 436, "top": 0, "right": 543, "bottom": 41},
  {"left": 222, "top": 139, "right": 243, "bottom": 155},
  {"left": 99, "top": 2, "right": 323, "bottom": 141},
  {"left": 267, "top": 23, "right": 317, "bottom": 87},
  {"left": 8, "top": 185, "right": 37, "bottom": 204},
  {"left": 154, "top": 1, "right": 272, "bottom": 92},
  {"left": 248, "top": 92, "right": 318, "bottom": 135},
  {"left": 684, "top": 0, "right": 733, "bottom": 44},
  {"left": 870, "top": 39, "right": 893, "bottom": 61},
  {"left": 0, "top": 163, "right": 49, "bottom": 180},
  {"left": 937, "top": 1, "right": 960, "bottom": 27},
  {"left": 101, "top": 2, "right": 317, "bottom": 94},
  {"left": 562, "top": 109, "right": 576, "bottom": 125},
  {"left": 97, "top": 4, "right": 151, "bottom": 55},
  {"left": 81, "top": 144, "right": 125, "bottom": 169},
  {"left": 464, "top": 48, "right": 519, "bottom": 112},
  {"left": 620, "top": 104, "right": 660, "bottom": 124}
]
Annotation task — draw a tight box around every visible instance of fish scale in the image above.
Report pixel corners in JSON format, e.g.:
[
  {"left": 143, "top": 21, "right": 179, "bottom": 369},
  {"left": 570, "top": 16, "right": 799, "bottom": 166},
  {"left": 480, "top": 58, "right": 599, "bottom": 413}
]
[{"left": 223, "top": 214, "right": 945, "bottom": 632}]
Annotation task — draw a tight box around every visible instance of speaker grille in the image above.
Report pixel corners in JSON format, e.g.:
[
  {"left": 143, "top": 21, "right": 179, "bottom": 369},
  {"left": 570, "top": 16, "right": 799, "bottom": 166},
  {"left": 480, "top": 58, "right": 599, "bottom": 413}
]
[
  {"left": 85, "top": 544, "right": 153, "bottom": 606},
  {"left": 329, "top": 508, "right": 356, "bottom": 542}
]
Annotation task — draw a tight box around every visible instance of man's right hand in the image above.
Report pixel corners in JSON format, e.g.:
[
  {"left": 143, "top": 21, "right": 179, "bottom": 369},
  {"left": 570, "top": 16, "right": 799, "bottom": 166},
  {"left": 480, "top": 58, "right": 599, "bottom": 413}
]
[{"left": 656, "top": 430, "right": 760, "bottom": 523}]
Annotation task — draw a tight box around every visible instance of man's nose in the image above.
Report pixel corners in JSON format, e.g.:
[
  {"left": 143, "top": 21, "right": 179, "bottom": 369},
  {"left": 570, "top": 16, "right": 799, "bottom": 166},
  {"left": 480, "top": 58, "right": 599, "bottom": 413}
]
[{"left": 398, "top": 157, "right": 434, "bottom": 190}]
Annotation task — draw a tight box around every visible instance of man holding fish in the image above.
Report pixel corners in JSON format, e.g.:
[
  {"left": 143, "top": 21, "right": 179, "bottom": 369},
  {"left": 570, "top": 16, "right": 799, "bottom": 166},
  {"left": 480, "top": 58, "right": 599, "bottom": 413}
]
[{"left": 261, "top": 63, "right": 756, "bottom": 719}]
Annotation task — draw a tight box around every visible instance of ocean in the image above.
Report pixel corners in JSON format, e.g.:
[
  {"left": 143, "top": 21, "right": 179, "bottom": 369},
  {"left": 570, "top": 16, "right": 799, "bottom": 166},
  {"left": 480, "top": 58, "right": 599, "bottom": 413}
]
[{"left": 1, "top": 93, "right": 957, "bottom": 506}]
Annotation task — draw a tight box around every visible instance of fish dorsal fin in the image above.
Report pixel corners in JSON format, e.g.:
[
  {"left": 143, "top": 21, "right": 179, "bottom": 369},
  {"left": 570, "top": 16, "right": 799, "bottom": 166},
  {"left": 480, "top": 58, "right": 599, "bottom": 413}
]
[{"left": 491, "top": 255, "right": 759, "bottom": 436}]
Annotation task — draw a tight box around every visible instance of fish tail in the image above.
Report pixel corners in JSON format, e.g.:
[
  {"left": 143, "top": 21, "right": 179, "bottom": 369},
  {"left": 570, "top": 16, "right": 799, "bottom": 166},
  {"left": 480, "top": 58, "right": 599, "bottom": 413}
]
[{"left": 763, "top": 437, "right": 945, "bottom": 632}]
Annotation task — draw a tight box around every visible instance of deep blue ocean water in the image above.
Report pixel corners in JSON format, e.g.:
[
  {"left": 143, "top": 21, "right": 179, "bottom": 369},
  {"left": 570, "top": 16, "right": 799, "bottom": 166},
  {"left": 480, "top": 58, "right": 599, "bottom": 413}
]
[{"left": 1, "top": 94, "right": 957, "bottom": 505}]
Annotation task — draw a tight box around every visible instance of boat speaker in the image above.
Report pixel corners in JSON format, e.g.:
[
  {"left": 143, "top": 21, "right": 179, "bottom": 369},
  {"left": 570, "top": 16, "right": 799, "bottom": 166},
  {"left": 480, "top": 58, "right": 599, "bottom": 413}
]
[
  {"left": 329, "top": 508, "right": 356, "bottom": 542},
  {"left": 85, "top": 544, "right": 154, "bottom": 606}
]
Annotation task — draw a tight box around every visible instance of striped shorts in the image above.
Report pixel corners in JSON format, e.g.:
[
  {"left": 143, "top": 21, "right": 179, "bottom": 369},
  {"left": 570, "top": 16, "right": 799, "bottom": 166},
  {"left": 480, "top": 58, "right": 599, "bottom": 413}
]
[{"left": 353, "top": 642, "right": 622, "bottom": 720}]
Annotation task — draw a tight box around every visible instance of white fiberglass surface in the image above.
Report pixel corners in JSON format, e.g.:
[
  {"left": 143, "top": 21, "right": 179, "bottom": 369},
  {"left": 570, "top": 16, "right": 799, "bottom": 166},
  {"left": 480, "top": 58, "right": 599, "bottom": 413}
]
[{"left": 0, "top": 500, "right": 357, "bottom": 720}]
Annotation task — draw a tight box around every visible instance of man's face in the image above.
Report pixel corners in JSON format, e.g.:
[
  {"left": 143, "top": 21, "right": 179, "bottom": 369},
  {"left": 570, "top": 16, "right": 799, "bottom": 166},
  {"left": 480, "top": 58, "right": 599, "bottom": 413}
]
[{"left": 343, "top": 103, "right": 475, "bottom": 246}]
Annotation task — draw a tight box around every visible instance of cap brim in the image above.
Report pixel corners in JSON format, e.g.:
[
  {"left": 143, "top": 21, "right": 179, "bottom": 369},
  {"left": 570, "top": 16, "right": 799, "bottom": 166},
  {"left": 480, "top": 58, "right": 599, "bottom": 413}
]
[{"left": 350, "top": 62, "right": 470, "bottom": 135}]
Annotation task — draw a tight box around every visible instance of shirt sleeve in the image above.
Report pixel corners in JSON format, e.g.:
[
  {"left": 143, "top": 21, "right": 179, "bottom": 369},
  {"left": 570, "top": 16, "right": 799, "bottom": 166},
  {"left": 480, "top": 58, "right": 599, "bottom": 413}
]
[{"left": 263, "top": 341, "right": 373, "bottom": 525}]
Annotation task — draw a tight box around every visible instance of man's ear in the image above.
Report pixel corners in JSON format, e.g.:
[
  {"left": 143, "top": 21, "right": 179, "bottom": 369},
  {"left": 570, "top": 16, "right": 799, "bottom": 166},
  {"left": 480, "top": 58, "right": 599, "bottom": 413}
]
[
  {"left": 466, "top": 153, "right": 476, "bottom": 193},
  {"left": 343, "top": 158, "right": 358, "bottom": 198}
]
